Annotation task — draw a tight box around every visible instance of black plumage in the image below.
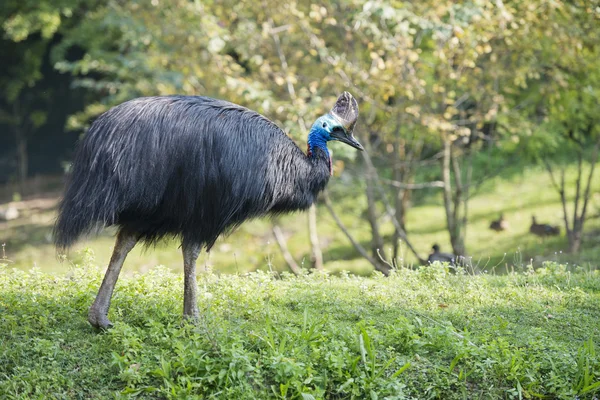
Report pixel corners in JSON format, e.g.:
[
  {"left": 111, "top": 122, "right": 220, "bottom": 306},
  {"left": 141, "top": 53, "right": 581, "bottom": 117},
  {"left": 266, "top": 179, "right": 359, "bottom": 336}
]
[
  {"left": 489, "top": 213, "right": 509, "bottom": 232},
  {"left": 55, "top": 95, "right": 350, "bottom": 250},
  {"left": 427, "top": 244, "right": 456, "bottom": 266},
  {"left": 53, "top": 93, "right": 363, "bottom": 328},
  {"left": 529, "top": 216, "right": 560, "bottom": 237}
]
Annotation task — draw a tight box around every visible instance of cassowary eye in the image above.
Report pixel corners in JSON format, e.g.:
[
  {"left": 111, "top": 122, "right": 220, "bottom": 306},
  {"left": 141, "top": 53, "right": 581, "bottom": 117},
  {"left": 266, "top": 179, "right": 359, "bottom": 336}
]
[{"left": 322, "top": 122, "right": 327, "bottom": 128}]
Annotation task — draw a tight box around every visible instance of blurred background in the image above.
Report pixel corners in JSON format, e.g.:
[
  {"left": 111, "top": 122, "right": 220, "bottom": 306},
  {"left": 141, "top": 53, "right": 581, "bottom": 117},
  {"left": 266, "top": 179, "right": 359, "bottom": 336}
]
[{"left": 1, "top": 0, "right": 599, "bottom": 275}]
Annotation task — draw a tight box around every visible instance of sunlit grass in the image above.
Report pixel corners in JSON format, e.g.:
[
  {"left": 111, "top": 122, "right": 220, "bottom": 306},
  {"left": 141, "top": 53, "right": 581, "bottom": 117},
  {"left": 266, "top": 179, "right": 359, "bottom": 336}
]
[{"left": 1, "top": 262, "right": 599, "bottom": 398}]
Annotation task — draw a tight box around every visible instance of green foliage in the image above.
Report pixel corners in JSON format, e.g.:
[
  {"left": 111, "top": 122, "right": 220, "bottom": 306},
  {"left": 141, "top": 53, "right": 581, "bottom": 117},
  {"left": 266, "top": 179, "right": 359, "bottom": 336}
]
[
  {"left": 1, "top": 261, "right": 599, "bottom": 399},
  {"left": 1, "top": 0, "right": 86, "bottom": 103}
]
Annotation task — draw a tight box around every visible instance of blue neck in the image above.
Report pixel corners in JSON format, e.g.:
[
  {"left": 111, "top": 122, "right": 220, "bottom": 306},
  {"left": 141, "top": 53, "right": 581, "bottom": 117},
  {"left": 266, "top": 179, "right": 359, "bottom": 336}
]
[{"left": 307, "top": 127, "right": 328, "bottom": 156}]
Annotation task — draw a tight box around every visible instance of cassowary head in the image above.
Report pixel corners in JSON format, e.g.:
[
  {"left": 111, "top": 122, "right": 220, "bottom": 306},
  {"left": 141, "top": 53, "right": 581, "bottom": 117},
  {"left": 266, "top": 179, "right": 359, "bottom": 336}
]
[{"left": 308, "top": 92, "right": 364, "bottom": 153}]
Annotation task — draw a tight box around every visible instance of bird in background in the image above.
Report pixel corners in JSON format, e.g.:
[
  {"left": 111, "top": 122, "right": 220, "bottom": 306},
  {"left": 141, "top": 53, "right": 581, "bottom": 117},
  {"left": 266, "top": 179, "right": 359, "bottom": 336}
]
[
  {"left": 529, "top": 215, "right": 560, "bottom": 237},
  {"left": 427, "top": 244, "right": 456, "bottom": 266},
  {"left": 489, "top": 213, "right": 509, "bottom": 232},
  {"left": 54, "top": 92, "right": 363, "bottom": 329}
]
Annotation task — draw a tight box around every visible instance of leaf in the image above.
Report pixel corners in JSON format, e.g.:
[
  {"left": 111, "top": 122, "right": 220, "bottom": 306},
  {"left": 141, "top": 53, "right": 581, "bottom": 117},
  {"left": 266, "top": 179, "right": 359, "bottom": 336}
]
[
  {"left": 337, "top": 378, "right": 354, "bottom": 393},
  {"left": 581, "top": 381, "right": 600, "bottom": 394},
  {"left": 449, "top": 353, "right": 465, "bottom": 374},
  {"left": 391, "top": 362, "right": 411, "bottom": 378}
]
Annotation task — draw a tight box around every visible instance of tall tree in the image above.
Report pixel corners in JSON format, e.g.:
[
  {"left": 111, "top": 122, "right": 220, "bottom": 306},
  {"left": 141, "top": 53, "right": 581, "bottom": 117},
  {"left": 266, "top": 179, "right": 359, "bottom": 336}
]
[
  {"left": 522, "top": 1, "right": 600, "bottom": 253},
  {"left": 1, "top": 0, "right": 92, "bottom": 188}
]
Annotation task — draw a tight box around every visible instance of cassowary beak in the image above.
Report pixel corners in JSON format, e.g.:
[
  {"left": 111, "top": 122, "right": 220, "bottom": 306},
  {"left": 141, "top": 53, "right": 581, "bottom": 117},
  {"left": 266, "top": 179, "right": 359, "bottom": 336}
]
[
  {"left": 330, "top": 129, "right": 364, "bottom": 151},
  {"left": 330, "top": 91, "right": 364, "bottom": 151},
  {"left": 342, "top": 135, "right": 364, "bottom": 151}
]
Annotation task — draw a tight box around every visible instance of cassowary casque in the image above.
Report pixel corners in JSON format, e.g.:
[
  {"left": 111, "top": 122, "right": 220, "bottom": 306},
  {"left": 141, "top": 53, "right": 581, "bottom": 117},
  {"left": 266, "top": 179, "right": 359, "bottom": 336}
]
[{"left": 54, "top": 92, "right": 362, "bottom": 329}]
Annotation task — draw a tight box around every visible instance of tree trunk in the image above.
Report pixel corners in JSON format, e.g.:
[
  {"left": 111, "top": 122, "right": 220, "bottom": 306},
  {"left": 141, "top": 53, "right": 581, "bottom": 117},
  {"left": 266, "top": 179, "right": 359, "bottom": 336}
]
[
  {"left": 441, "top": 137, "right": 457, "bottom": 252},
  {"left": 450, "top": 145, "right": 465, "bottom": 256},
  {"left": 543, "top": 159, "right": 572, "bottom": 239},
  {"left": 460, "top": 149, "right": 473, "bottom": 256},
  {"left": 546, "top": 135, "right": 600, "bottom": 254},
  {"left": 568, "top": 137, "right": 600, "bottom": 253},
  {"left": 392, "top": 190, "right": 410, "bottom": 260},
  {"left": 569, "top": 231, "right": 582, "bottom": 253},
  {"left": 441, "top": 136, "right": 467, "bottom": 257},
  {"left": 307, "top": 204, "right": 324, "bottom": 270},
  {"left": 392, "top": 137, "right": 407, "bottom": 260}
]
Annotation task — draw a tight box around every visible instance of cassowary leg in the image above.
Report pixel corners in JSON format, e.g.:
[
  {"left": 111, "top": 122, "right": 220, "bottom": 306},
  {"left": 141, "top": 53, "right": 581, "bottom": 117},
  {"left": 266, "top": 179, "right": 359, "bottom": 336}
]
[
  {"left": 88, "top": 230, "right": 137, "bottom": 329},
  {"left": 182, "top": 241, "right": 201, "bottom": 322}
]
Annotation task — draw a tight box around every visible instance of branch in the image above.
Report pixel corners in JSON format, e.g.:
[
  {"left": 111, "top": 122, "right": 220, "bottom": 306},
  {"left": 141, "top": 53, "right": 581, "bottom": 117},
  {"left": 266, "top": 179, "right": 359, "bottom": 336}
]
[
  {"left": 376, "top": 249, "right": 394, "bottom": 271},
  {"left": 323, "top": 191, "right": 390, "bottom": 275},
  {"left": 573, "top": 150, "right": 583, "bottom": 231},
  {"left": 389, "top": 151, "right": 445, "bottom": 169},
  {"left": 450, "top": 146, "right": 463, "bottom": 225},
  {"left": 567, "top": 128, "right": 585, "bottom": 148},
  {"left": 441, "top": 137, "right": 455, "bottom": 243},
  {"left": 451, "top": 147, "right": 464, "bottom": 191},
  {"left": 461, "top": 150, "right": 473, "bottom": 240},
  {"left": 272, "top": 225, "right": 302, "bottom": 276},
  {"left": 270, "top": 24, "right": 291, "bottom": 34},
  {"left": 307, "top": 205, "right": 324, "bottom": 270},
  {"left": 381, "top": 179, "right": 445, "bottom": 190},
  {"left": 555, "top": 166, "right": 572, "bottom": 236},
  {"left": 453, "top": 93, "right": 470, "bottom": 109},
  {"left": 542, "top": 158, "right": 562, "bottom": 194}
]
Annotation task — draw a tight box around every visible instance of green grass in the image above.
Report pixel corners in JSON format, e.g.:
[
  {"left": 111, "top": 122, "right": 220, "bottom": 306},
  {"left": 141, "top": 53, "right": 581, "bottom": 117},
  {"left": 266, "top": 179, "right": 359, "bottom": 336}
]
[{"left": 1, "top": 259, "right": 600, "bottom": 399}]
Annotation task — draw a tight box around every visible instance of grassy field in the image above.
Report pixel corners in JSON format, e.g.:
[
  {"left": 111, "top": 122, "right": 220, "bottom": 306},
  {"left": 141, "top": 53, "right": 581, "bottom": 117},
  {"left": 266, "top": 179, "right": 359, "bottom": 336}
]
[
  {"left": 2, "top": 163, "right": 599, "bottom": 276},
  {"left": 1, "top": 259, "right": 599, "bottom": 399}
]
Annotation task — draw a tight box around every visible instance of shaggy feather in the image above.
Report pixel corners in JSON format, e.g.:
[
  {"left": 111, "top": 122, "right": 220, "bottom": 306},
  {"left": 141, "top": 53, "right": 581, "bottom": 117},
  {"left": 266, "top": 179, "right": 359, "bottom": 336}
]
[{"left": 54, "top": 96, "right": 333, "bottom": 250}]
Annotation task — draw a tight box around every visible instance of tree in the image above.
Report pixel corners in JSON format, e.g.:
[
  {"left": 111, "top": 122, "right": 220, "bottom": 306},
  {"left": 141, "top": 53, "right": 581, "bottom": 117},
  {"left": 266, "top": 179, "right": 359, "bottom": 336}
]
[
  {"left": 507, "top": 0, "right": 600, "bottom": 253},
  {"left": 1, "top": 0, "right": 93, "bottom": 188}
]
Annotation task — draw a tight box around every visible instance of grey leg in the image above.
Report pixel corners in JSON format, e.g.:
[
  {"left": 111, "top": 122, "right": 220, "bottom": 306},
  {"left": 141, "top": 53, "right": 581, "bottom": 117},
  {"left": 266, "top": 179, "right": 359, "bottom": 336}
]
[
  {"left": 182, "top": 241, "right": 201, "bottom": 321},
  {"left": 88, "top": 230, "right": 137, "bottom": 329}
]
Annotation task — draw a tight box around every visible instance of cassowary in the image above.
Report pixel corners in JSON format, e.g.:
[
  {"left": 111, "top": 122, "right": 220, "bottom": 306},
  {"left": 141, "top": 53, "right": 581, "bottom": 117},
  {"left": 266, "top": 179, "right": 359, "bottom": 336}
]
[
  {"left": 54, "top": 92, "right": 363, "bottom": 329},
  {"left": 529, "top": 216, "right": 560, "bottom": 237},
  {"left": 489, "top": 213, "right": 509, "bottom": 232},
  {"left": 427, "top": 244, "right": 456, "bottom": 266}
]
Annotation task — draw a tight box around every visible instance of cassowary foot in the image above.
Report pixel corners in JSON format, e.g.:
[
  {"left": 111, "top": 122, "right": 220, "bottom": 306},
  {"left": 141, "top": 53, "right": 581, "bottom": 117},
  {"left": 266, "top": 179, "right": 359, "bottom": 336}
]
[{"left": 88, "top": 307, "right": 113, "bottom": 330}]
